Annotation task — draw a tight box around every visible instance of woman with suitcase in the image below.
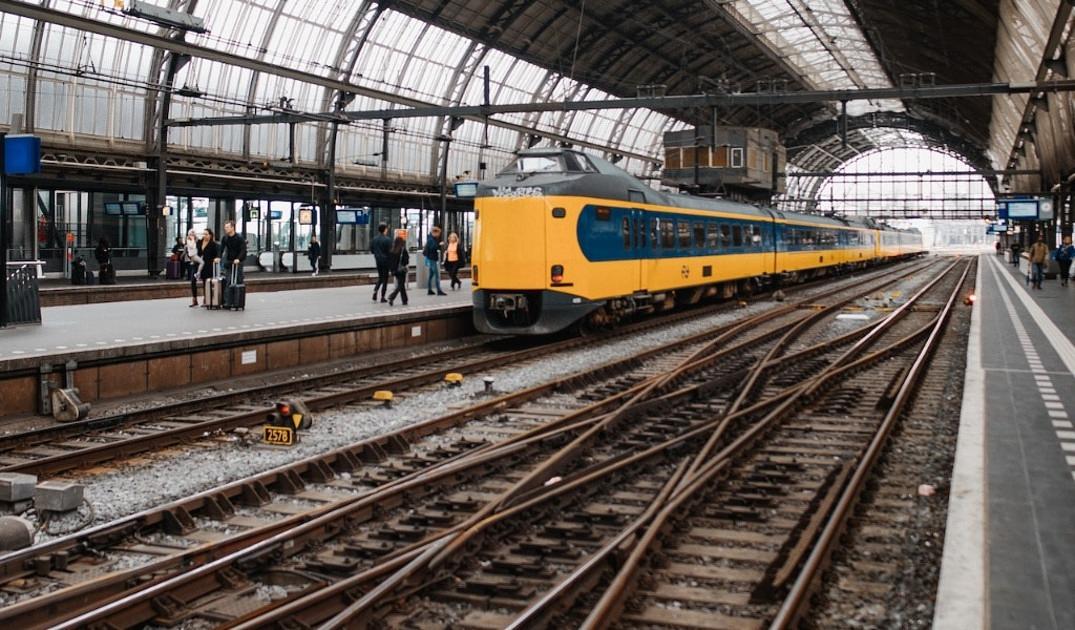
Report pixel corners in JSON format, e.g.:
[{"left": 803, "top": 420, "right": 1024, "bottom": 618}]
[{"left": 192, "top": 229, "right": 218, "bottom": 308}]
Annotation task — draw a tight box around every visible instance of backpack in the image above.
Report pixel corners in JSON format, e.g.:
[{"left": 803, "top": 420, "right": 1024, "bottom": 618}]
[{"left": 1056, "top": 245, "right": 1074, "bottom": 262}]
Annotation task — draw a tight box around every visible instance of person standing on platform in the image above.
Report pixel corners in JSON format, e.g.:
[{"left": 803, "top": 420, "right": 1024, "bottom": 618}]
[
  {"left": 219, "top": 220, "right": 247, "bottom": 284},
  {"left": 424, "top": 226, "right": 447, "bottom": 296},
  {"left": 94, "top": 237, "right": 111, "bottom": 271},
  {"left": 1011, "top": 241, "right": 1022, "bottom": 266},
  {"left": 307, "top": 236, "right": 321, "bottom": 277},
  {"left": 185, "top": 229, "right": 202, "bottom": 283},
  {"left": 194, "top": 228, "right": 218, "bottom": 307},
  {"left": 1028, "top": 236, "right": 1049, "bottom": 290},
  {"left": 371, "top": 223, "right": 392, "bottom": 303},
  {"left": 995, "top": 241, "right": 1002, "bottom": 256},
  {"left": 387, "top": 235, "right": 409, "bottom": 306},
  {"left": 443, "top": 232, "right": 464, "bottom": 291},
  {"left": 1054, "top": 236, "right": 1074, "bottom": 287}
]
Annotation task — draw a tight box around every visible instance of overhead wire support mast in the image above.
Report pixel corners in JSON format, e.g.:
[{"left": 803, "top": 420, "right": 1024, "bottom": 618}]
[{"left": 163, "top": 79, "right": 1075, "bottom": 128}]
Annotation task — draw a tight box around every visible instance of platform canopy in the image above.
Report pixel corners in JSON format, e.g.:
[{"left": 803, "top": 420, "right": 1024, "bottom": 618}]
[{"left": 0, "top": 0, "right": 1068, "bottom": 199}]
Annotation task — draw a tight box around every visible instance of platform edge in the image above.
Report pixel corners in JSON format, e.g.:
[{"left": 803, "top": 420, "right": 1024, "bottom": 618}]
[{"left": 933, "top": 254, "right": 987, "bottom": 630}]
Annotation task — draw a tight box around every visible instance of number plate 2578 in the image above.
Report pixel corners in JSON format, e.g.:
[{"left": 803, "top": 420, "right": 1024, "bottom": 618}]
[{"left": 263, "top": 425, "right": 296, "bottom": 446}]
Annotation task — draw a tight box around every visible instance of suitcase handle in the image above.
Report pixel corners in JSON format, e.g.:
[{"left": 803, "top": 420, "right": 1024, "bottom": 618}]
[{"left": 230, "top": 263, "right": 239, "bottom": 285}]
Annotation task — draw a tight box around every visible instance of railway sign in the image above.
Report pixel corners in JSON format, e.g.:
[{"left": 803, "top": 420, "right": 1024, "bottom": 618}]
[{"left": 263, "top": 425, "right": 296, "bottom": 446}]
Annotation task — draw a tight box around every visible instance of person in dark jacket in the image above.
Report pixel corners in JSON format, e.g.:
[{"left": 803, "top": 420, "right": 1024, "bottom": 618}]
[
  {"left": 423, "top": 226, "right": 446, "bottom": 296},
  {"left": 387, "top": 236, "right": 409, "bottom": 306},
  {"left": 370, "top": 223, "right": 392, "bottom": 302},
  {"left": 218, "top": 220, "right": 247, "bottom": 284},
  {"left": 1054, "top": 235, "right": 1074, "bottom": 287},
  {"left": 95, "top": 237, "right": 115, "bottom": 285},
  {"left": 193, "top": 228, "right": 219, "bottom": 307},
  {"left": 307, "top": 236, "right": 321, "bottom": 277},
  {"left": 94, "top": 237, "right": 112, "bottom": 267}
]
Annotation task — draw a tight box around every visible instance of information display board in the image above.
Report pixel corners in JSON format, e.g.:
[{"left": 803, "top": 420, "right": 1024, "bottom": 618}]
[
  {"left": 1007, "top": 200, "right": 1039, "bottom": 219},
  {"left": 104, "top": 202, "right": 123, "bottom": 215},
  {"left": 453, "top": 181, "right": 479, "bottom": 198}
]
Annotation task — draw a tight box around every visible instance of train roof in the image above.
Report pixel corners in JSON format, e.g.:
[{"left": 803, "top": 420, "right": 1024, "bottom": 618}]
[{"left": 486, "top": 148, "right": 916, "bottom": 231}]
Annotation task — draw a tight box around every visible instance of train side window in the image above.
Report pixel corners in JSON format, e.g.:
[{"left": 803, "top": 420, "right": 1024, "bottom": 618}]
[
  {"left": 622, "top": 217, "right": 631, "bottom": 250},
  {"left": 706, "top": 223, "right": 719, "bottom": 250},
  {"left": 693, "top": 222, "right": 705, "bottom": 248},
  {"left": 752, "top": 225, "right": 762, "bottom": 247},
  {"left": 721, "top": 224, "right": 731, "bottom": 247},
  {"left": 677, "top": 221, "right": 691, "bottom": 249},
  {"left": 661, "top": 220, "right": 675, "bottom": 249},
  {"left": 651, "top": 218, "right": 659, "bottom": 249},
  {"left": 638, "top": 215, "right": 647, "bottom": 248},
  {"left": 732, "top": 225, "right": 743, "bottom": 247}
]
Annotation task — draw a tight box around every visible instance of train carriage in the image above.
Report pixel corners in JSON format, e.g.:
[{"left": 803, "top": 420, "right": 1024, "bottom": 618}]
[{"left": 471, "top": 148, "right": 923, "bottom": 335}]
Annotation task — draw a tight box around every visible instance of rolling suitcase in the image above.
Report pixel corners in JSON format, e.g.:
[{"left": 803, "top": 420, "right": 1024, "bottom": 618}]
[
  {"left": 166, "top": 258, "right": 183, "bottom": 280},
  {"left": 204, "top": 263, "right": 224, "bottom": 309},
  {"left": 223, "top": 264, "right": 246, "bottom": 311},
  {"left": 99, "top": 263, "right": 116, "bottom": 285}
]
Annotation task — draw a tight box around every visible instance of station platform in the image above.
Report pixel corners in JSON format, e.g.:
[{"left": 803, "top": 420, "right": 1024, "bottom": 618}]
[
  {"left": 35, "top": 268, "right": 470, "bottom": 307},
  {"left": 936, "top": 254, "right": 1075, "bottom": 630},
  {"left": 0, "top": 281, "right": 473, "bottom": 415}
]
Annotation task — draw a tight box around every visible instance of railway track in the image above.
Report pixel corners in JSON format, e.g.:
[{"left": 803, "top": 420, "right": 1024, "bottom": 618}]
[
  {"left": 0, "top": 260, "right": 930, "bottom": 480},
  {"left": 0, "top": 256, "right": 964, "bottom": 629}
]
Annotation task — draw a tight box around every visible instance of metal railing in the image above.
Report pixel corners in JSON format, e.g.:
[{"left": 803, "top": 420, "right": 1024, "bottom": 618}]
[{"left": 4, "top": 264, "right": 42, "bottom": 326}]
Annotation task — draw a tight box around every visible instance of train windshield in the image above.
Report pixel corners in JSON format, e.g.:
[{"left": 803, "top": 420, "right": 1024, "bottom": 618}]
[{"left": 504, "top": 152, "right": 597, "bottom": 175}]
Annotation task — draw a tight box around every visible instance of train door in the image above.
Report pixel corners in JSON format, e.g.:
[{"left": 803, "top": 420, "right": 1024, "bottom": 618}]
[{"left": 630, "top": 209, "right": 646, "bottom": 291}]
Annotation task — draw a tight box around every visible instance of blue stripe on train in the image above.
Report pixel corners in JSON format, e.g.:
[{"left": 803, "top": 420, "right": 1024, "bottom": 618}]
[{"left": 576, "top": 204, "right": 873, "bottom": 262}]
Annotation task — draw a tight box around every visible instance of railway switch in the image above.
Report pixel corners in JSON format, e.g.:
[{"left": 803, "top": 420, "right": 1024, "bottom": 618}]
[
  {"left": 0, "top": 473, "right": 37, "bottom": 514},
  {"left": 34, "top": 481, "right": 85, "bottom": 513},
  {"left": 0, "top": 516, "right": 34, "bottom": 551}
]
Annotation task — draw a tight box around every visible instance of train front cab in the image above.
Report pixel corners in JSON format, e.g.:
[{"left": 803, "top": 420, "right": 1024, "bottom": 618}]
[{"left": 472, "top": 194, "right": 610, "bottom": 335}]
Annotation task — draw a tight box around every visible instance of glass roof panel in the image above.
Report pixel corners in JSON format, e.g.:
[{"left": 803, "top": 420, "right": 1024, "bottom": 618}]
[{"left": 714, "top": 0, "right": 903, "bottom": 115}]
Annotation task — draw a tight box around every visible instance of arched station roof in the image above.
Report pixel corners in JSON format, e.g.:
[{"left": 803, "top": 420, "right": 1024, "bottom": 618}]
[{"left": 0, "top": 0, "right": 1068, "bottom": 198}]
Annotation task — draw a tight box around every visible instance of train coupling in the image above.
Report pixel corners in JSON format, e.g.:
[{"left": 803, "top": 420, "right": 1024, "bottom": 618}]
[{"left": 490, "top": 293, "right": 528, "bottom": 312}]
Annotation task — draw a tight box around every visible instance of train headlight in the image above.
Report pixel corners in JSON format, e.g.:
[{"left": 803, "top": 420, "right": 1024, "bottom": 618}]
[{"left": 551, "top": 264, "right": 564, "bottom": 284}]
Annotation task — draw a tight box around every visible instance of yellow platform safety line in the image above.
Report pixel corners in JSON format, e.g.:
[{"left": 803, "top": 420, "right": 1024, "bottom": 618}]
[
  {"left": 444, "top": 373, "right": 464, "bottom": 387},
  {"left": 372, "top": 390, "right": 394, "bottom": 407}
]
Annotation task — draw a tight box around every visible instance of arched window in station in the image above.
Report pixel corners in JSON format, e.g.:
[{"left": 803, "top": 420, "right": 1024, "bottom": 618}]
[{"left": 783, "top": 145, "right": 997, "bottom": 249}]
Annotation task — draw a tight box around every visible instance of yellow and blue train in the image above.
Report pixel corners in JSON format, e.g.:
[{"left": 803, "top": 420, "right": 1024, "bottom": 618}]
[{"left": 471, "top": 148, "right": 924, "bottom": 335}]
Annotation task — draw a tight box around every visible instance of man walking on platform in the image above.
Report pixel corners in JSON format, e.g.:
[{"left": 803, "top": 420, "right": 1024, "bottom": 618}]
[
  {"left": 371, "top": 223, "right": 392, "bottom": 302},
  {"left": 424, "top": 226, "right": 447, "bottom": 296},
  {"left": 220, "top": 220, "right": 247, "bottom": 283},
  {"left": 1028, "top": 236, "right": 1049, "bottom": 290},
  {"left": 1054, "top": 236, "right": 1074, "bottom": 287}
]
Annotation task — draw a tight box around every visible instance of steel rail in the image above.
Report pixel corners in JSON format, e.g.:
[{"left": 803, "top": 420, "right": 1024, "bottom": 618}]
[
  {"left": 769, "top": 260, "right": 973, "bottom": 628},
  {"left": 3, "top": 260, "right": 929, "bottom": 628},
  {"left": 171, "top": 280, "right": 917, "bottom": 630},
  {"left": 305, "top": 263, "right": 950, "bottom": 629},
  {"left": 2, "top": 258, "right": 902, "bottom": 477},
  {"left": 504, "top": 261, "right": 967, "bottom": 629}
]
